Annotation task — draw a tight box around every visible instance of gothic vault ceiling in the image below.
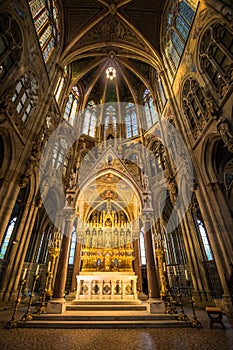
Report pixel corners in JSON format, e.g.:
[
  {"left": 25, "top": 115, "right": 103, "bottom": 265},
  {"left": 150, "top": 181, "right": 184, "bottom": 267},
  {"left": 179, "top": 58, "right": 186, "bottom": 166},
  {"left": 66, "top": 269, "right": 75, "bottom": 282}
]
[{"left": 61, "top": 0, "right": 166, "bottom": 104}]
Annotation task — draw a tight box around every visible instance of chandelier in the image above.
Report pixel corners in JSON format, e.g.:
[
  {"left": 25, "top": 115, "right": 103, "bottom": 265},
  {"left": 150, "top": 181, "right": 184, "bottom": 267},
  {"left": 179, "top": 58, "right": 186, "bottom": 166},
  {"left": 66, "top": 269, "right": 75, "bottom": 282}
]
[{"left": 106, "top": 66, "right": 116, "bottom": 80}]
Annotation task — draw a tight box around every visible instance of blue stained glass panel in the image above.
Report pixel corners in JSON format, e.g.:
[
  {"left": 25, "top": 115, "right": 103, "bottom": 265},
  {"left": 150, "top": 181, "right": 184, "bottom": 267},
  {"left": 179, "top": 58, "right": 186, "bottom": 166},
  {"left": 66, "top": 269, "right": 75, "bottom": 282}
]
[
  {"left": 0, "top": 218, "right": 17, "bottom": 259},
  {"left": 176, "top": 15, "right": 189, "bottom": 40},
  {"left": 69, "top": 229, "right": 76, "bottom": 264},
  {"left": 168, "top": 43, "right": 180, "bottom": 69},
  {"left": 172, "top": 31, "right": 184, "bottom": 57},
  {"left": 125, "top": 114, "right": 131, "bottom": 138},
  {"left": 179, "top": 1, "right": 195, "bottom": 25}
]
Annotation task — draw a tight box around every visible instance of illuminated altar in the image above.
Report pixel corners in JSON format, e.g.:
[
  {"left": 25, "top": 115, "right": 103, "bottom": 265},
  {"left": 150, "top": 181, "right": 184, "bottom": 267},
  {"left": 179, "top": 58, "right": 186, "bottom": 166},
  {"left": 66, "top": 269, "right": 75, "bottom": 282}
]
[
  {"left": 74, "top": 199, "right": 140, "bottom": 302},
  {"left": 75, "top": 272, "right": 138, "bottom": 301}
]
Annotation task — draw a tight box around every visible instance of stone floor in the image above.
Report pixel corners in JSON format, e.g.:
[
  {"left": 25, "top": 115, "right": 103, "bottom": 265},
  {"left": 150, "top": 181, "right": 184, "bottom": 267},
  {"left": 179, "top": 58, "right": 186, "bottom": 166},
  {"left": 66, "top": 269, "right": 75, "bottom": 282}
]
[{"left": 0, "top": 306, "right": 233, "bottom": 350}]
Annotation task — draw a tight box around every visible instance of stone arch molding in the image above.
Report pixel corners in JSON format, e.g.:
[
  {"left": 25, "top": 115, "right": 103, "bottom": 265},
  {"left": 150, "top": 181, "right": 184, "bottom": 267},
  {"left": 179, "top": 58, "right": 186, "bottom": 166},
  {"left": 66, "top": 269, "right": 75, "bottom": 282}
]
[{"left": 39, "top": 103, "right": 194, "bottom": 234}]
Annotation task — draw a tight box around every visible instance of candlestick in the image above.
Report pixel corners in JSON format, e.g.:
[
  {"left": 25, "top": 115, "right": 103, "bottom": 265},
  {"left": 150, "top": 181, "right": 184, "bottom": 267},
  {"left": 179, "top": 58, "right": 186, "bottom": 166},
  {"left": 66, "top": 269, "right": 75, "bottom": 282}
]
[
  {"left": 21, "top": 272, "right": 40, "bottom": 322},
  {"left": 35, "top": 264, "right": 40, "bottom": 275},
  {"left": 174, "top": 274, "right": 189, "bottom": 322},
  {"left": 5, "top": 278, "right": 26, "bottom": 329},
  {"left": 36, "top": 270, "right": 50, "bottom": 314},
  {"left": 163, "top": 262, "right": 166, "bottom": 272},
  {"left": 186, "top": 279, "right": 203, "bottom": 328},
  {"left": 173, "top": 266, "right": 177, "bottom": 276}
]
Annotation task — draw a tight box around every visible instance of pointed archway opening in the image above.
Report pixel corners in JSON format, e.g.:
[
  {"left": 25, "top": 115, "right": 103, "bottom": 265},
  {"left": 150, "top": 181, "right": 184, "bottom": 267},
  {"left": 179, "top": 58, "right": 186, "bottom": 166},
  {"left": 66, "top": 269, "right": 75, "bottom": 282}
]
[{"left": 73, "top": 168, "right": 142, "bottom": 304}]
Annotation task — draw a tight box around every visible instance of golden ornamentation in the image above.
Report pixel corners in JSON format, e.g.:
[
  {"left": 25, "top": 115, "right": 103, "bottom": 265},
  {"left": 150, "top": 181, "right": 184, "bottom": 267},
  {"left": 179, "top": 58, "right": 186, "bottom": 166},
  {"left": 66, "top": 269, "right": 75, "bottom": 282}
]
[{"left": 81, "top": 245, "right": 134, "bottom": 272}]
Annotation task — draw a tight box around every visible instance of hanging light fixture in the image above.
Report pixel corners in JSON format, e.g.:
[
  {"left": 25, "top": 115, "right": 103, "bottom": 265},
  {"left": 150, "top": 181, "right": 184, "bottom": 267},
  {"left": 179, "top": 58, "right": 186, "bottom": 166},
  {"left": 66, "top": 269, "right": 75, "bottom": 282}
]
[{"left": 106, "top": 66, "right": 116, "bottom": 80}]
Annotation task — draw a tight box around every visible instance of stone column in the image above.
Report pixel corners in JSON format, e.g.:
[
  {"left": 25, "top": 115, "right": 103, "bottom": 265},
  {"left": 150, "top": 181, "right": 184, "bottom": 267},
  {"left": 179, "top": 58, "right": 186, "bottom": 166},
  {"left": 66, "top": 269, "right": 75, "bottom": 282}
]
[
  {"left": 143, "top": 211, "right": 165, "bottom": 314},
  {"left": 47, "top": 206, "right": 74, "bottom": 313},
  {"left": 71, "top": 239, "right": 82, "bottom": 292},
  {"left": 180, "top": 205, "right": 211, "bottom": 302},
  {"left": 142, "top": 211, "right": 160, "bottom": 299},
  {"left": 195, "top": 185, "right": 232, "bottom": 298},
  {"left": 0, "top": 195, "right": 41, "bottom": 303},
  {"left": 133, "top": 239, "right": 143, "bottom": 293}
]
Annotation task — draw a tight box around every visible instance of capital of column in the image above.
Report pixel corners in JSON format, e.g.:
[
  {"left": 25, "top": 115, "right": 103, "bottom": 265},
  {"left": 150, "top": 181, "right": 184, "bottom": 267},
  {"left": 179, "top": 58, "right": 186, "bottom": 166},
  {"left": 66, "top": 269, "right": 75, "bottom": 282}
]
[
  {"left": 63, "top": 205, "right": 75, "bottom": 222},
  {"left": 141, "top": 209, "right": 154, "bottom": 223}
]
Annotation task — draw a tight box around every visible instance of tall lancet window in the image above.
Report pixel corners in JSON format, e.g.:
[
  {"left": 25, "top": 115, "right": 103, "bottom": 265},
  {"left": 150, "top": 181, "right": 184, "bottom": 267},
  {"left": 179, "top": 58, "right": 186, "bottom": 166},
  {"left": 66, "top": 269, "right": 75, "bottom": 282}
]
[
  {"left": 105, "top": 104, "right": 117, "bottom": 136},
  {"left": 82, "top": 100, "right": 97, "bottom": 137},
  {"left": 63, "top": 86, "right": 79, "bottom": 126},
  {"left": 52, "top": 137, "right": 69, "bottom": 174},
  {"left": 140, "top": 229, "right": 146, "bottom": 266},
  {"left": 143, "top": 89, "right": 158, "bottom": 129},
  {"left": 69, "top": 226, "right": 77, "bottom": 264},
  {"left": 197, "top": 219, "right": 213, "bottom": 261},
  {"left": 54, "top": 69, "right": 67, "bottom": 104},
  {"left": 29, "top": 0, "right": 60, "bottom": 63},
  {"left": 125, "top": 103, "right": 138, "bottom": 138},
  {"left": 164, "top": 1, "right": 195, "bottom": 75},
  {"left": 157, "top": 73, "right": 167, "bottom": 109},
  {"left": 11, "top": 72, "right": 38, "bottom": 124}
]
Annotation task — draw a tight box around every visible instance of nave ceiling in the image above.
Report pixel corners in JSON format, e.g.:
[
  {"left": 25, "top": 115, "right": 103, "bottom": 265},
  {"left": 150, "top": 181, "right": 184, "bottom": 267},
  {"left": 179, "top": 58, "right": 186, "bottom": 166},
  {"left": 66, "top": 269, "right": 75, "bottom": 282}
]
[{"left": 61, "top": 0, "right": 166, "bottom": 105}]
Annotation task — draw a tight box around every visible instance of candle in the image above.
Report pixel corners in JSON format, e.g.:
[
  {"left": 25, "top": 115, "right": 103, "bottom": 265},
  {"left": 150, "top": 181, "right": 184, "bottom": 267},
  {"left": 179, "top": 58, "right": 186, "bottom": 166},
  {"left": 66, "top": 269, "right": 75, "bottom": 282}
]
[
  {"left": 22, "top": 268, "right": 27, "bottom": 280},
  {"left": 163, "top": 262, "right": 166, "bottom": 272},
  {"left": 36, "top": 264, "right": 40, "bottom": 275},
  {"left": 185, "top": 269, "right": 189, "bottom": 280},
  {"left": 173, "top": 266, "right": 177, "bottom": 276},
  {"left": 48, "top": 261, "right": 51, "bottom": 272}
]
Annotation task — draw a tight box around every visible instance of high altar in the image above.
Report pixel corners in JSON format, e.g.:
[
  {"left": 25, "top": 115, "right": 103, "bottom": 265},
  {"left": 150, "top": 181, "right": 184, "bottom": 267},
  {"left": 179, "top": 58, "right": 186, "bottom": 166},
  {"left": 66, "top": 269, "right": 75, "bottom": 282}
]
[{"left": 74, "top": 200, "right": 140, "bottom": 302}]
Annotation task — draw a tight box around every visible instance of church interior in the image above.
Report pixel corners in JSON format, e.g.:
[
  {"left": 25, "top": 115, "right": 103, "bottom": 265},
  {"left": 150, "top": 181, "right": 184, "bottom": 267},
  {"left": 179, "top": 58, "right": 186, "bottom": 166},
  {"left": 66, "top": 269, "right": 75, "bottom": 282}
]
[{"left": 0, "top": 0, "right": 233, "bottom": 336}]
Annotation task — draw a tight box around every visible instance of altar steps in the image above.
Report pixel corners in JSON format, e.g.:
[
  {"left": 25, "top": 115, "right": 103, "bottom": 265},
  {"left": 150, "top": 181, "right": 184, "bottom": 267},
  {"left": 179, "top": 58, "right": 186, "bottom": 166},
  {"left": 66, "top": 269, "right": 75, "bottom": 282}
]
[
  {"left": 18, "top": 319, "right": 191, "bottom": 329},
  {"left": 68, "top": 301, "right": 146, "bottom": 311},
  {"left": 17, "top": 311, "right": 192, "bottom": 329}
]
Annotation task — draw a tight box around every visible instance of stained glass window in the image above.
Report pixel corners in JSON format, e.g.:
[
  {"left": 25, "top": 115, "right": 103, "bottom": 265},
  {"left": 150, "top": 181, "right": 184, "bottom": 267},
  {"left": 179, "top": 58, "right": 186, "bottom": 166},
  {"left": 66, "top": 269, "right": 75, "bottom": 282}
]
[
  {"left": 172, "top": 31, "right": 184, "bottom": 57},
  {"left": 143, "top": 90, "right": 158, "bottom": 129},
  {"left": 125, "top": 103, "right": 138, "bottom": 138},
  {"left": 82, "top": 100, "right": 97, "bottom": 137},
  {"left": 157, "top": 74, "right": 167, "bottom": 108},
  {"left": 105, "top": 105, "right": 117, "bottom": 133},
  {"left": 197, "top": 219, "right": 213, "bottom": 261},
  {"left": 52, "top": 138, "right": 69, "bottom": 172},
  {"left": 69, "top": 227, "right": 76, "bottom": 264},
  {"left": 63, "top": 87, "right": 79, "bottom": 126},
  {"left": 140, "top": 229, "right": 146, "bottom": 265},
  {"left": 11, "top": 72, "right": 38, "bottom": 123},
  {"left": 29, "top": 0, "right": 60, "bottom": 63},
  {"left": 0, "top": 217, "right": 17, "bottom": 259},
  {"left": 179, "top": 1, "right": 195, "bottom": 25},
  {"left": 55, "top": 75, "right": 65, "bottom": 103},
  {"left": 176, "top": 15, "right": 189, "bottom": 40},
  {"left": 164, "top": 1, "right": 196, "bottom": 76}
]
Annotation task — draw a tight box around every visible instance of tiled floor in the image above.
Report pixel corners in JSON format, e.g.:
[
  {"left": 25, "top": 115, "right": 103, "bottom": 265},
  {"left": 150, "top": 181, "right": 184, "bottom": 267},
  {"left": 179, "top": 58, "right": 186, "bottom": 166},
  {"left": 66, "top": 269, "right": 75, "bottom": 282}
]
[{"left": 0, "top": 306, "right": 233, "bottom": 350}]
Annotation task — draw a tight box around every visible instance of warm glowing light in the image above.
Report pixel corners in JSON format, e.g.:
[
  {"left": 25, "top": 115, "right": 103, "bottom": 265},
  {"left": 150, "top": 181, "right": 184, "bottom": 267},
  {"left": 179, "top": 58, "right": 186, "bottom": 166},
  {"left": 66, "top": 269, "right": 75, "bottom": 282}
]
[{"left": 106, "top": 67, "right": 116, "bottom": 80}]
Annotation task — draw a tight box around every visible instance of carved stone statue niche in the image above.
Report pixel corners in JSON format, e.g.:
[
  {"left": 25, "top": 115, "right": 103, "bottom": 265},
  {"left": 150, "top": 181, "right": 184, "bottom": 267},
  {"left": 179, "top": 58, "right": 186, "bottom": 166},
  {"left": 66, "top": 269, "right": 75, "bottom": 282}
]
[{"left": 217, "top": 119, "right": 233, "bottom": 153}]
